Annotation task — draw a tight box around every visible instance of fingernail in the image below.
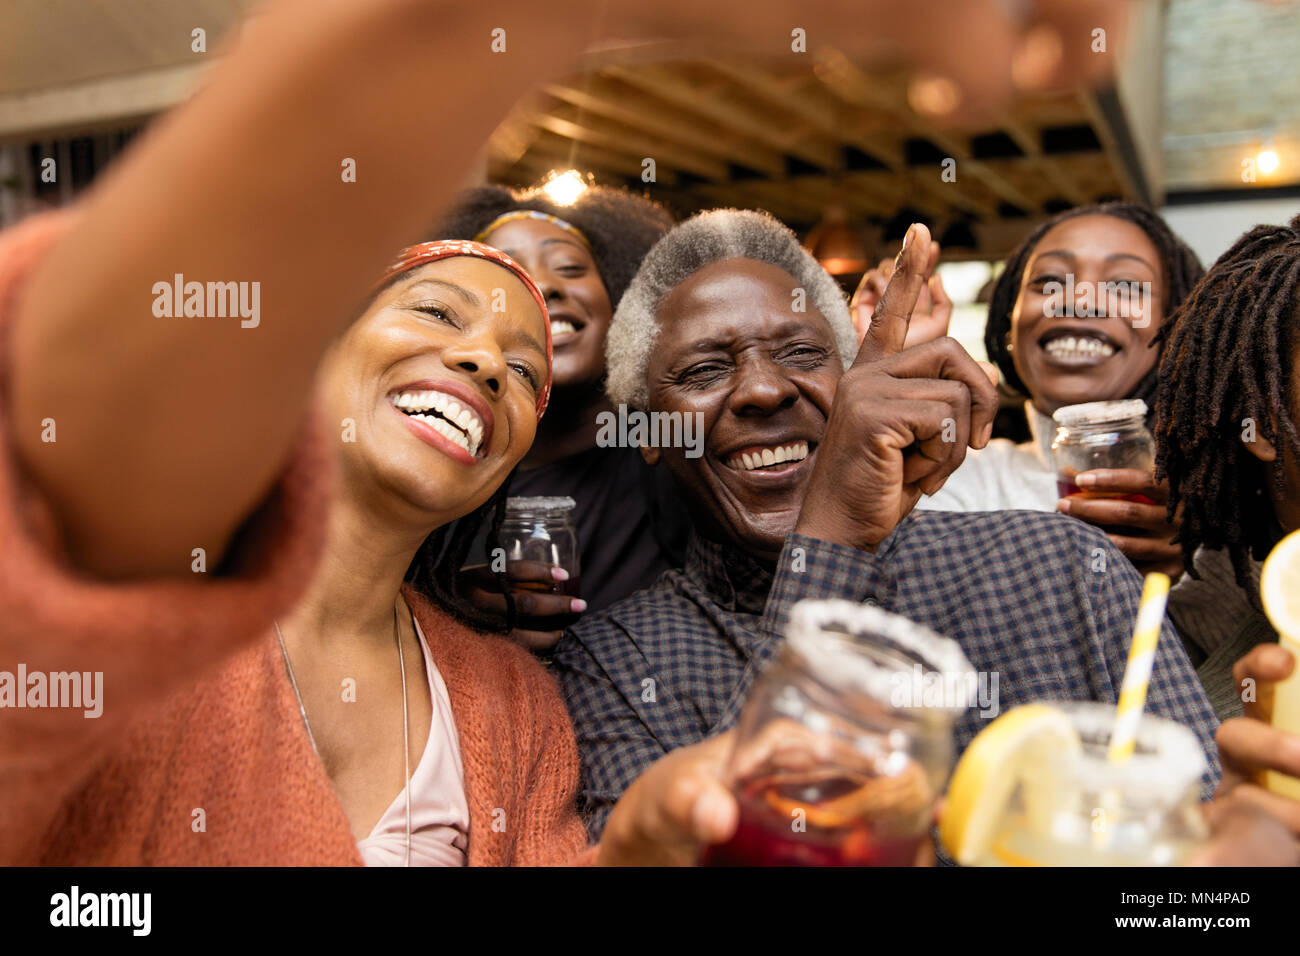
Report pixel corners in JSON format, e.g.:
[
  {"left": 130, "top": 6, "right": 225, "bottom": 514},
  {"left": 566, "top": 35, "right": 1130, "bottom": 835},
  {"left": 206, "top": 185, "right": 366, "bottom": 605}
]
[
  {"left": 693, "top": 790, "right": 732, "bottom": 836},
  {"left": 979, "top": 422, "right": 993, "bottom": 448},
  {"left": 1057, "top": 498, "right": 1071, "bottom": 514},
  {"left": 902, "top": 223, "right": 917, "bottom": 253},
  {"left": 570, "top": 598, "right": 587, "bottom": 613},
  {"left": 1076, "top": 473, "right": 1096, "bottom": 488},
  {"left": 551, "top": 567, "right": 570, "bottom": 582}
]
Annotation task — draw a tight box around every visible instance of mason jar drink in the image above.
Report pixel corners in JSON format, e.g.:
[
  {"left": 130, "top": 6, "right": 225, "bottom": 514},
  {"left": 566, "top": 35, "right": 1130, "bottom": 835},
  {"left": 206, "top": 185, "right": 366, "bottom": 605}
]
[
  {"left": 702, "top": 599, "right": 976, "bottom": 867},
  {"left": 1051, "top": 399, "right": 1155, "bottom": 502},
  {"left": 497, "top": 496, "right": 581, "bottom": 630},
  {"left": 975, "top": 701, "right": 1208, "bottom": 866}
]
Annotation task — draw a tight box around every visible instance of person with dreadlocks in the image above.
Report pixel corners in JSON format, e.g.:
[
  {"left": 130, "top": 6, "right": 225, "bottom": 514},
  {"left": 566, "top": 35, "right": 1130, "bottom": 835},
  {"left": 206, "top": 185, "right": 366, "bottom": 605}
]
[
  {"left": 1156, "top": 214, "right": 1300, "bottom": 833},
  {"left": 434, "top": 185, "right": 692, "bottom": 652},
  {"left": 915, "top": 203, "right": 1260, "bottom": 716}
]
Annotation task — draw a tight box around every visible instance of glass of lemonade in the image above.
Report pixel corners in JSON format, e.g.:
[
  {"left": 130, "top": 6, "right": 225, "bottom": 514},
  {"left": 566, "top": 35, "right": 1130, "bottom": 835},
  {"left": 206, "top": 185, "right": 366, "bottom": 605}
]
[
  {"left": 979, "top": 701, "right": 1209, "bottom": 866},
  {"left": 702, "top": 599, "right": 975, "bottom": 866}
]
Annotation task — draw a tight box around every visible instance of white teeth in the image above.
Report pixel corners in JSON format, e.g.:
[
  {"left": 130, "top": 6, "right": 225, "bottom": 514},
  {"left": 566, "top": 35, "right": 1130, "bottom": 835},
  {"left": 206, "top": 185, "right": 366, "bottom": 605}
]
[
  {"left": 1045, "top": 335, "right": 1115, "bottom": 359},
  {"left": 551, "top": 319, "right": 577, "bottom": 336},
  {"left": 728, "top": 441, "right": 810, "bottom": 472},
  {"left": 392, "top": 389, "right": 487, "bottom": 457}
]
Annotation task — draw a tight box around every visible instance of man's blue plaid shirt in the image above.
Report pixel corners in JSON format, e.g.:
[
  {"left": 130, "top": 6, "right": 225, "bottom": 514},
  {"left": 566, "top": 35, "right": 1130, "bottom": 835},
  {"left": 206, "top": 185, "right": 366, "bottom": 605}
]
[{"left": 552, "top": 509, "right": 1222, "bottom": 840}]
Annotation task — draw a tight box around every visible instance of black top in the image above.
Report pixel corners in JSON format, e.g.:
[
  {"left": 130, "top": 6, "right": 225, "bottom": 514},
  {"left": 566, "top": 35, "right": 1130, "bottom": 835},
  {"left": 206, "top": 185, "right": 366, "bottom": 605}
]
[{"left": 509, "top": 445, "right": 691, "bottom": 612}]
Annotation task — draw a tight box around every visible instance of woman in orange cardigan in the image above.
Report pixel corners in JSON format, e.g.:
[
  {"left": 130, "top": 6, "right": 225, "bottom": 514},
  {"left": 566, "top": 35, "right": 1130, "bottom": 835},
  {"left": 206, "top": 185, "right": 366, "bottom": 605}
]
[{"left": 1, "top": 0, "right": 1135, "bottom": 866}]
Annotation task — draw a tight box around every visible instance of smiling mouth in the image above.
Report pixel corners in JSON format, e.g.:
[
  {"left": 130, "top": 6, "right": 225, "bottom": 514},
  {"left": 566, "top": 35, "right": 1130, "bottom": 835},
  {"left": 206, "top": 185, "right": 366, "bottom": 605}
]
[
  {"left": 550, "top": 316, "right": 584, "bottom": 339},
  {"left": 1039, "top": 330, "right": 1117, "bottom": 362},
  {"left": 725, "top": 441, "right": 811, "bottom": 472},
  {"left": 390, "top": 389, "right": 486, "bottom": 457}
]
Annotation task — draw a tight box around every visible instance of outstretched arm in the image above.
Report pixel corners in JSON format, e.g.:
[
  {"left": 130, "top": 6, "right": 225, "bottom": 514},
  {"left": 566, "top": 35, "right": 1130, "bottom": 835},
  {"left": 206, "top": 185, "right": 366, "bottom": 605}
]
[{"left": 9, "top": 0, "right": 588, "bottom": 579}]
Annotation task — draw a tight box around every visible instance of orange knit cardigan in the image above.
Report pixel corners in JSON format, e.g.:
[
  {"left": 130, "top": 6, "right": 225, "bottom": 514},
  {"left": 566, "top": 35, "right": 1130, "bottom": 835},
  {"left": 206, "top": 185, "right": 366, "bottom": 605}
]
[{"left": 0, "top": 211, "right": 595, "bottom": 866}]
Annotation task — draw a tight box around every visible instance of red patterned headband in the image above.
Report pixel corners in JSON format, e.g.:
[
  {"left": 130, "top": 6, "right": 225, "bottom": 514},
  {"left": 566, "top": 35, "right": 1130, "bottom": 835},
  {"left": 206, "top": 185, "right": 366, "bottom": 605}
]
[{"left": 378, "top": 239, "right": 552, "bottom": 419}]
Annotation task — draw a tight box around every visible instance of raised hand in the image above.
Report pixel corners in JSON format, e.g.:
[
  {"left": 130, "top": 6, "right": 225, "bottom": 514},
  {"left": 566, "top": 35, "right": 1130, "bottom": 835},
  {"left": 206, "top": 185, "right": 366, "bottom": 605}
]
[
  {"left": 795, "top": 224, "right": 998, "bottom": 552},
  {"left": 850, "top": 243, "right": 952, "bottom": 350}
]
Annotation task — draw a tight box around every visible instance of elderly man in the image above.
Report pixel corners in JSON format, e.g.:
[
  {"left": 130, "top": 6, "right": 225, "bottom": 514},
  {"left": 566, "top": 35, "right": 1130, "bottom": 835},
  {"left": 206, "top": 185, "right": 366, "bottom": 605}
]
[{"left": 551, "top": 209, "right": 1221, "bottom": 849}]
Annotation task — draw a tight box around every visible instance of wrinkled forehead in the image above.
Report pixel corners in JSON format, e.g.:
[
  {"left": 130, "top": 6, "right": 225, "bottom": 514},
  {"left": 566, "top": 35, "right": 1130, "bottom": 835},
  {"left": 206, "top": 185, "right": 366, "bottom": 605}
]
[{"left": 653, "top": 256, "right": 837, "bottom": 347}]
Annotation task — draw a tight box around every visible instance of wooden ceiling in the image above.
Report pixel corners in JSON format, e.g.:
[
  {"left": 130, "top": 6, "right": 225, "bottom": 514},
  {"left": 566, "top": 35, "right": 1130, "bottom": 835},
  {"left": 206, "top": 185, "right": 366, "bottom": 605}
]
[{"left": 488, "top": 53, "right": 1137, "bottom": 259}]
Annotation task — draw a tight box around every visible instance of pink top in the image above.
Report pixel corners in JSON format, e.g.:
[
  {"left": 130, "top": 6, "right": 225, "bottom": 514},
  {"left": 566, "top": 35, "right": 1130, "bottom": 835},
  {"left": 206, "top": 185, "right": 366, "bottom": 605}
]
[{"left": 356, "top": 617, "right": 470, "bottom": 867}]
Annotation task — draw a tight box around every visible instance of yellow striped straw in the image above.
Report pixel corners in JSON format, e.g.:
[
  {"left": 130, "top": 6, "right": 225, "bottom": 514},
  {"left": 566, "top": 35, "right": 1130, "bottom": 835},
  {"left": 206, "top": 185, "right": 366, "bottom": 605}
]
[{"left": 1107, "top": 572, "right": 1171, "bottom": 763}]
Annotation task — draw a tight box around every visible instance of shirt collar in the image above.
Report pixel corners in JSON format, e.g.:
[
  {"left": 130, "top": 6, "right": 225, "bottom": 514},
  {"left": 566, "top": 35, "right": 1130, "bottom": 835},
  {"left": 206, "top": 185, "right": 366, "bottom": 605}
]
[
  {"left": 685, "top": 533, "right": 775, "bottom": 614},
  {"left": 1024, "top": 400, "right": 1058, "bottom": 466}
]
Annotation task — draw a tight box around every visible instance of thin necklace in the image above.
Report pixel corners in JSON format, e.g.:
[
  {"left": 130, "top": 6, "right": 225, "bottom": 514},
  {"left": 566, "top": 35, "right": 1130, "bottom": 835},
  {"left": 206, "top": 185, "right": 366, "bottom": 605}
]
[{"left": 275, "top": 604, "right": 412, "bottom": 867}]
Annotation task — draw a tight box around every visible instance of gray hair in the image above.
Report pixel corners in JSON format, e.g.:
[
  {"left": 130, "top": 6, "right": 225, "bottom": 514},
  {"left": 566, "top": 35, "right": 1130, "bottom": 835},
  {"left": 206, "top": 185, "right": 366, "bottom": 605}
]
[{"left": 605, "top": 209, "right": 857, "bottom": 410}]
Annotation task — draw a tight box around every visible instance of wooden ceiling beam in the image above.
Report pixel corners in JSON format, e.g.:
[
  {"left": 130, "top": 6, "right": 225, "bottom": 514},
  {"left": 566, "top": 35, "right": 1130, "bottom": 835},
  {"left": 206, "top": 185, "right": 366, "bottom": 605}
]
[
  {"left": 494, "top": 136, "right": 679, "bottom": 186},
  {"left": 541, "top": 80, "right": 787, "bottom": 177},
  {"left": 812, "top": 50, "right": 1040, "bottom": 213},
  {"left": 993, "top": 114, "right": 1088, "bottom": 205},
  {"left": 602, "top": 64, "right": 844, "bottom": 172},
  {"left": 528, "top": 111, "right": 730, "bottom": 181},
  {"left": 1077, "top": 88, "right": 1143, "bottom": 200},
  {"left": 703, "top": 58, "right": 995, "bottom": 218}
]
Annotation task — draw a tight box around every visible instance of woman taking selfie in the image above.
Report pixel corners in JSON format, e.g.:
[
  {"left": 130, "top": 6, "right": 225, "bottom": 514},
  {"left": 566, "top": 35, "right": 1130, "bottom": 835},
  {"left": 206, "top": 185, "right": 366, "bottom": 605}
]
[{"left": 0, "top": 0, "right": 790, "bottom": 867}]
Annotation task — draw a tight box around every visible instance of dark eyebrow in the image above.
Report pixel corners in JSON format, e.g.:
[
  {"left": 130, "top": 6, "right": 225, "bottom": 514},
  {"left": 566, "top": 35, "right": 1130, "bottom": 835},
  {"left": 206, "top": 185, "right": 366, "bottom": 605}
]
[
  {"left": 397, "top": 277, "right": 485, "bottom": 308},
  {"left": 1031, "top": 249, "right": 1157, "bottom": 273},
  {"left": 1103, "top": 252, "right": 1158, "bottom": 272},
  {"left": 499, "top": 237, "right": 588, "bottom": 260},
  {"left": 540, "top": 238, "right": 586, "bottom": 252},
  {"left": 505, "top": 325, "right": 547, "bottom": 361}
]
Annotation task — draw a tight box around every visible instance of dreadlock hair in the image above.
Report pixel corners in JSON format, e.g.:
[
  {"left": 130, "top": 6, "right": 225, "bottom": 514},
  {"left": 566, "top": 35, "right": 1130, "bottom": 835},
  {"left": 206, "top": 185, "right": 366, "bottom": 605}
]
[
  {"left": 1154, "top": 213, "right": 1300, "bottom": 596},
  {"left": 404, "top": 477, "right": 519, "bottom": 633},
  {"left": 984, "top": 202, "right": 1205, "bottom": 412},
  {"left": 434, "top": 183, "right": 674, "bottom": 309}
]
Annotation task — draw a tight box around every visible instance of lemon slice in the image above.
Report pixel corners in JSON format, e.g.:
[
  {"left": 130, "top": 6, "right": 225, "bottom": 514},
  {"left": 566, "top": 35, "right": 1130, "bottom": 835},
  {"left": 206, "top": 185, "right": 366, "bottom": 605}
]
[
  {"left": 939, "top": 704, "right": 1081, "bottom": 865},
  {"left": 1261, "top": 530, "right": 1300, "bottom": 642},
  {"left": 1261, "top": 531, "right": 1300, "bottom": 800}
]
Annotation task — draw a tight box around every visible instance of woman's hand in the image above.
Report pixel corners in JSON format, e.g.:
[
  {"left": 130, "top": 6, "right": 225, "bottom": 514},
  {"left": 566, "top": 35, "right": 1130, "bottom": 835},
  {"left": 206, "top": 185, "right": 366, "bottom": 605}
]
[
  {"left": 462, "top": 561, "right": 586, "bottom": 653},
  {"left": 850, "top": 243, "right": 952, "bottom": 350},
  {"left": 1056, "top": 469, "right": 1185, "bottom": 580},
  {"left": 597, "top": 732, "right": 737, "bottom": 866},
  {"left": 1212, "top": 644, "right": 1300, "bottom": 838}
]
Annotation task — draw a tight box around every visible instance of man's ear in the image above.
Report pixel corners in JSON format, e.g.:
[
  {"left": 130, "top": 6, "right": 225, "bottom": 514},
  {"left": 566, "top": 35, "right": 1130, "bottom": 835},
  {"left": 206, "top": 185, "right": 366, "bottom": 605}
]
[
  {"left": 640, "top": 444, "right": 661, "bottom": 466},
  {"left": 1244, "top": 413, "right": 1280, "bottom": 462}
]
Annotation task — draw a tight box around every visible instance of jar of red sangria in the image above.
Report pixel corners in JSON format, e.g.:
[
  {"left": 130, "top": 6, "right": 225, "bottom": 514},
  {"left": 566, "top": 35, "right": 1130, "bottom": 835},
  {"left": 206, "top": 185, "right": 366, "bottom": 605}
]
[{"left": 701, "top": 599, "right": 975, "bottom": 867}]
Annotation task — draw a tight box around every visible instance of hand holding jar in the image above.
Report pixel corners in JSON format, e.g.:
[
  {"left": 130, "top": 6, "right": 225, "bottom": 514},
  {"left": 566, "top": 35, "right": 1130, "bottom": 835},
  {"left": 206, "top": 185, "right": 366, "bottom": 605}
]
[{"left": 1051, "top": 400, "right": 1185, "bottom": 581}]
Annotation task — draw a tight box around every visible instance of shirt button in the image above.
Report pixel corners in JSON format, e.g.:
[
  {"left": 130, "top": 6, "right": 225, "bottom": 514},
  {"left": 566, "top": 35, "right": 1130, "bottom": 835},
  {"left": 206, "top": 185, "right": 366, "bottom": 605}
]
[{"left": 864, "top": 598, "right": 878, "bottom": 607}]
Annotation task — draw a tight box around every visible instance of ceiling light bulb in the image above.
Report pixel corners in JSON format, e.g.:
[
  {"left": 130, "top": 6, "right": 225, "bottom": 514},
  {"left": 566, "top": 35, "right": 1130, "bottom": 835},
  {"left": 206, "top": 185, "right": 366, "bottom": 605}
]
[{"left": 541, "top": 169, "right": 588, "bottom": 206}]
